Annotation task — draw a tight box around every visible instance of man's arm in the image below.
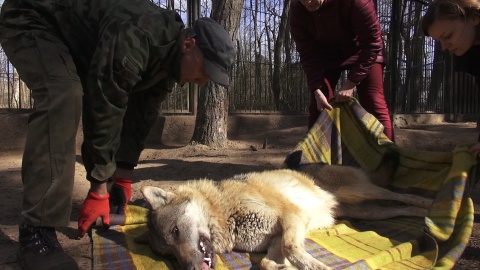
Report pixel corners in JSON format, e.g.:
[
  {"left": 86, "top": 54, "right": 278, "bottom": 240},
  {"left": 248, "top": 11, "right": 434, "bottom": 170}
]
[{"left": 82, "top": 21, "right": 149, "bottom": 182}]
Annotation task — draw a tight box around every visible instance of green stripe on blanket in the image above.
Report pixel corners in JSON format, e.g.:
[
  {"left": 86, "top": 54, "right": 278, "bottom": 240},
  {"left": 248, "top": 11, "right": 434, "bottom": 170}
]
[{"left": 93, "top": 99, "right": 476, "bottom": 269}]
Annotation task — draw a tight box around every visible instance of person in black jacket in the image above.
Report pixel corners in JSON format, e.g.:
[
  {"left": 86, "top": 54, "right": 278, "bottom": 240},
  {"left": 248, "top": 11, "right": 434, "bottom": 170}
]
[{"left": 422, "top": 0, "right": 480, "bottom": 153}]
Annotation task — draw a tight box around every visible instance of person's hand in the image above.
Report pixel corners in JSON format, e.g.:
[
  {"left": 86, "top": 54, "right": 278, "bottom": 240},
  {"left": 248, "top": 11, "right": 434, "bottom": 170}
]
[
  {"left": 78, "top": 191, "right": 110, "bottom": 237},
  {"left": 109, "top": 178, "right": 132, "bottom": 215},
  {"left": 335, "top": 79, "right": 357, "bottom": 102},
  {"left": 469, "top": 143, "right": 480, "bottom": 154},
  {"left": 314, "top": 89, "right": 333, "bottom": 111}
]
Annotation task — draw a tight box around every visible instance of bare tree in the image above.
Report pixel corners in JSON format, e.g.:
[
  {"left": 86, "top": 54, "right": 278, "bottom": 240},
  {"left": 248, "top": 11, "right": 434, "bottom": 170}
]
[
  {"left": 253, "top": 0, "right": 263, "bottom": 108},
  {"left": 191, "top": 0, "right": 244, "bottom": 147},
  {"left": 405, "top": 1, "right": 424, "bottom": 112},
  {"left": 426, "top": 41, "right": 446, "bottom": 110},
  {"left": 272, "top": 0, "right": 290, "bottom": 110}
]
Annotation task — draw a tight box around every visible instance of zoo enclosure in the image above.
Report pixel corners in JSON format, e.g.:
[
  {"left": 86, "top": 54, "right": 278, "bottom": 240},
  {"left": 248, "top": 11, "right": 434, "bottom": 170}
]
[{"left": 0, "top": 0, "right": 478, "bottom": 116}]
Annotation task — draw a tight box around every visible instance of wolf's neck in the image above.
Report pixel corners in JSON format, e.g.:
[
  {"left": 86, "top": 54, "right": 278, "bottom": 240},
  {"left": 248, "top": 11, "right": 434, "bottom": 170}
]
[{"left": 187, "top": 180, "right": 237, "bottom": 251}]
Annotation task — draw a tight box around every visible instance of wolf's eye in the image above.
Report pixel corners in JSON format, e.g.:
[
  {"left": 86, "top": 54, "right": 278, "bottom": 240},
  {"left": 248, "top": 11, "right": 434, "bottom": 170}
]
[{"left": 172, "top": 225, "right": 180, "bottom": 240}]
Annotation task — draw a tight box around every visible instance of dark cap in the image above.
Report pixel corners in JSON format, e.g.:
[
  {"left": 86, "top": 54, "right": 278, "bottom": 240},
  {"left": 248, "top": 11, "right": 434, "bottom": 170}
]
[{"left": 192, "top": 17, "right": 236, "bottom": 87}]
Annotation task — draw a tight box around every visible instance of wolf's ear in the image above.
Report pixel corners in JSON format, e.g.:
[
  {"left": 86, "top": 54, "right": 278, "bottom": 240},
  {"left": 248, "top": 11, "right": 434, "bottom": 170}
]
[{"left": 141, "top": 186, "right": 175, "bottom": 207}]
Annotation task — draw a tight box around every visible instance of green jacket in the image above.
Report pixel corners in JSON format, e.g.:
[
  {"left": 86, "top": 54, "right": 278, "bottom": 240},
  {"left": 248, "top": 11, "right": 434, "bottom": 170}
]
[{"left": 1, "top": 0, "right": 185, "bottom": 181}]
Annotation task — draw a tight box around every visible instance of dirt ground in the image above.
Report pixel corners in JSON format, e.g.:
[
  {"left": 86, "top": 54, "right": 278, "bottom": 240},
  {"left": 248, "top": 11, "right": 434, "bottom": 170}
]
[{"left": 0, "top": 122, "right": 479, "bottom": 270}]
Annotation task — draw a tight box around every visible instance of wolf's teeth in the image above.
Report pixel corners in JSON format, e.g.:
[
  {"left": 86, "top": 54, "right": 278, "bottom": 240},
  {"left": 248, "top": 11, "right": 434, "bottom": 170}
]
[
  {"left": 200, "top": 241, "right": 204, "bottom": 247},
  {"left": 204, "top": 257, "right": 211, "bottom": 262}
]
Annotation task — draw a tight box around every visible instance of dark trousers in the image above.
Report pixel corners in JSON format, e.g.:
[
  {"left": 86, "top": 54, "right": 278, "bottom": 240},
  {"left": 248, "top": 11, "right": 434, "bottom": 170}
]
[
  {"left": 308, "top": 63, "right": 394, "bottom": 141},
  {"left": 0, "top": 26, "right": 83, "bottom": 226}
]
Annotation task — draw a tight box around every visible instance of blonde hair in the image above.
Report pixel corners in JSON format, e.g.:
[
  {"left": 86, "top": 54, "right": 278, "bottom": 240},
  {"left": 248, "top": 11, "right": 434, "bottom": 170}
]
[{"left": 422, "top": 0, "right": 480, "bottom": 36}]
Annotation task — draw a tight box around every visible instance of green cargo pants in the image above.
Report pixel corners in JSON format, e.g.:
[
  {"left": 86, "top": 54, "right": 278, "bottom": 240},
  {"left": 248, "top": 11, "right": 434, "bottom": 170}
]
[{"left": 0, "top": 28, "right": 82, "bottom": 226}]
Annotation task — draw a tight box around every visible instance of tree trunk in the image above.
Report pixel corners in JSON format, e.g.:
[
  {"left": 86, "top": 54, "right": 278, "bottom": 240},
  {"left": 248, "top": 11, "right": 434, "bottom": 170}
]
[
  {"left": 426, "top": 41, "right": 446, "bottom": 111},
  {"left": 272, "top": 0, "right": 290, "bottom": 110},
  {"left": 191, "top": 0, "right": 244, "bottom": 148},
  {"left": 406, "top": 2, "right": 424, "bottom": 112},
  {"left": 253, "top": 0, "right": 262, "bottom": 110}
]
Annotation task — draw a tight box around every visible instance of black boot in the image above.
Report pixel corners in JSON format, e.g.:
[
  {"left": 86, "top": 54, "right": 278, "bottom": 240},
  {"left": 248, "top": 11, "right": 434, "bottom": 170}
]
[{"left": 17, "top": 222, "right": 79, "bottom": 270}]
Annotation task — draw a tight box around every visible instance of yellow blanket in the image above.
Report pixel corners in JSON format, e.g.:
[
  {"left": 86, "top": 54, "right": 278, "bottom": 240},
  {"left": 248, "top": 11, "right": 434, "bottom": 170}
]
[{"left": 93, "top": 99, "right": 476, "bottom": 269}]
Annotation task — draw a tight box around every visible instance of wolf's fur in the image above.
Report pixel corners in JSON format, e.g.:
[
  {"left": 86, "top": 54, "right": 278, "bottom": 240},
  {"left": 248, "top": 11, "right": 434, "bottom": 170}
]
[
  {"left": 291, "top": 151, "right": 433, "bottom": 220},
  {"left": 140, "top": 151, "right": 433, "bottom": 270},
  {"left": 141, "top": 169, "right": 336, "bottom": 270}
]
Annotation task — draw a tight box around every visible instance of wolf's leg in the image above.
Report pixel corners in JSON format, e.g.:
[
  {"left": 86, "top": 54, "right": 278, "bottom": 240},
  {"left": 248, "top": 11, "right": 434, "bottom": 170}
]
[
  {"left": 281, "top": 213, "right": 332, "bottom": 270},
  {"left": 338, "top": 203, "right": 429, "bottom": 219},
  {"left": 260, "top": 236, "right": 291, "bottom": 270},
  {"left": 350, "top": 184, "right": 433, "bottom": 209}
]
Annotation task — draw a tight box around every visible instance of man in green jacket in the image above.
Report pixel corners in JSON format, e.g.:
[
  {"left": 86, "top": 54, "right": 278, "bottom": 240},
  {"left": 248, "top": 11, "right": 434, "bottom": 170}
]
[{"left": 0, "top": 0, "right": 235, "bottom": 269}]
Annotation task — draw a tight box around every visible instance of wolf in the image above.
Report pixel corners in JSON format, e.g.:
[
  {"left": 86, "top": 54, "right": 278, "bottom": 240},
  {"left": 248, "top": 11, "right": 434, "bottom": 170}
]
[{"left": 140, "top": 150, "right": 433, "bottom": 270}]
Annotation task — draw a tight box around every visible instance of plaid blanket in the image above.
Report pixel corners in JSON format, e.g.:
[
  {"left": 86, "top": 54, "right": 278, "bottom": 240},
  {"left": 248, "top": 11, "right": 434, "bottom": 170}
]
[{"left": 92, "top": 99, "right": 476, "bottom": 270}]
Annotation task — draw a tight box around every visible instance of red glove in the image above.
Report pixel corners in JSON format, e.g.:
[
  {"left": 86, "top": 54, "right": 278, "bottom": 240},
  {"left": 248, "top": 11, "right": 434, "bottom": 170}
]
[
  {"left": 78, "top": 191, "right": 110, "bottom": 237},
  {"left": 109, "top": 178, "right": 132, "bottom": 215}
]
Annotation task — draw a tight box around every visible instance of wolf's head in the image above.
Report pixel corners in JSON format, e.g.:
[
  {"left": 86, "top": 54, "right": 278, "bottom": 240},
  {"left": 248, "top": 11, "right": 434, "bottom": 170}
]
[{"left": 141, "top": 186, "right": 216, "bottom": 270}]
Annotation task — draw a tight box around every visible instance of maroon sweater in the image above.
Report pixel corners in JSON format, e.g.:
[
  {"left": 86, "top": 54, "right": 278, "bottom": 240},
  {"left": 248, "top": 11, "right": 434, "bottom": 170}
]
[{"left": 290, "top": 0, "right": 385, "bottom": 91}]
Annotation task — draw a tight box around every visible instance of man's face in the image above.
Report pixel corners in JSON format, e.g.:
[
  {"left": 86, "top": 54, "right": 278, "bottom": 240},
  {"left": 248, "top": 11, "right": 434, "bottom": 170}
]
[
  {"left": 428, "top": 17, "right": 480, "bottom": 56},
  {"left": 179, "top": 37, "right": 210, "bottom": 87},
  {"left": 300, "top": 0, "right": 324, "bottom": 12}
]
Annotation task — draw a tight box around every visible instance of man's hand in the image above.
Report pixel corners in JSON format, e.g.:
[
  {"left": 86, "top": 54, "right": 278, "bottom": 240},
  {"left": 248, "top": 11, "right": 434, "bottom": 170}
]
[
  {"left": 109, "top": 178, "right": 132, "bottom": 215},
  {"left": 314, "top": 89, "right": 333, "bottom": 111},
  {"left": 335, "top": 79, "right": 357, "bottom": 102},
  {"left": 78, "top": 191, "right": 110, "bottom": 238}
]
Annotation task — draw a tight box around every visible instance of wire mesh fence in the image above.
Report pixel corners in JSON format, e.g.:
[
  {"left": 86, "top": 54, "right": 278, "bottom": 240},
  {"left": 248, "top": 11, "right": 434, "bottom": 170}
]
[{"left": 0, "top": 0, "right": 478, "bottom": 116}]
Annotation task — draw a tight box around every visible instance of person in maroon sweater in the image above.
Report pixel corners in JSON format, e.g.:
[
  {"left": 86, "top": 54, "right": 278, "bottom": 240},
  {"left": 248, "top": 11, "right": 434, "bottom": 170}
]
[{"left": 290, "top": 0, "right": 394, "bottom": 141}]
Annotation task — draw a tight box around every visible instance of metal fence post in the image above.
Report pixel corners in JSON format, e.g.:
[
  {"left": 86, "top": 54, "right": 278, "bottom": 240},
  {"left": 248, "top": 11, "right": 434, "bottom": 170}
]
[{"left": 187, "top": 0, "right": 200, "bottom": 115}]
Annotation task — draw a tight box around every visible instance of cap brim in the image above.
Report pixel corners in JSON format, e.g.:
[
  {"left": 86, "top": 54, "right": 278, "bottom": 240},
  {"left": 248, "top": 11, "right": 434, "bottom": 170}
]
[{"left": 204, "top": 59, "right": 229, "bottom": 87}]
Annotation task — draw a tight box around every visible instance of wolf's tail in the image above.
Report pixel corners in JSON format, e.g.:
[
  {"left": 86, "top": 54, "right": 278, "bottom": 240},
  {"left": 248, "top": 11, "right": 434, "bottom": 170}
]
[{"left": 284, "top": 148, "right": 400, "bottom": 187}]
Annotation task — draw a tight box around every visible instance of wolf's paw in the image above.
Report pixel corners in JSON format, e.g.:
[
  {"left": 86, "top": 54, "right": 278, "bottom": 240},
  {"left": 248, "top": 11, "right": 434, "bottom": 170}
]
[
  {"left": 259, "top": 260, "right": 294, "bottom": 270},
  {"left": 273, "top": 264, "right": 294, "bottom": 270},
  {"left": 283, "top": 265, "right": 295, "bottom": 269},
  {"left": 301, "top": 260, "right": 332, "bottom": 270}
]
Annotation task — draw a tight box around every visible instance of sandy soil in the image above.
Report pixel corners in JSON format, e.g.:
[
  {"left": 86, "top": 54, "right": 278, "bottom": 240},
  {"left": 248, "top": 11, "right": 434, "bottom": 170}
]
[{"left": 0, "top": 122, "right": 479, "bottom": 270}]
